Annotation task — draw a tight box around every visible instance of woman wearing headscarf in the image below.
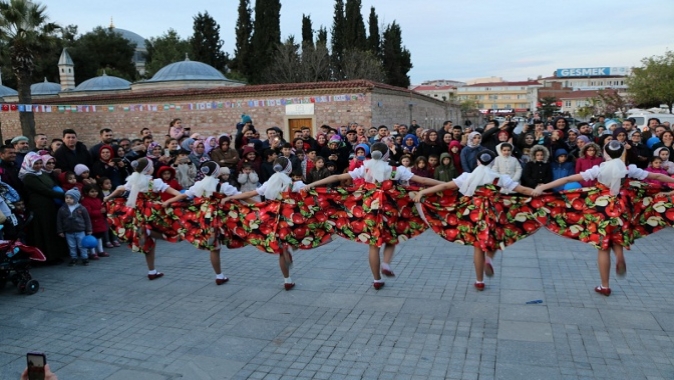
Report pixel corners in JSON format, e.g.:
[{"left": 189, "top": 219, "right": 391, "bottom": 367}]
[
  {"left": 305, "top": 142, "right": 443, "bottom": 290},
  {"left": 533, "top": 140, "right": 674, "bottom": 297},
  {"left": 104, "top": 157, "right": 184, "bottom": 280},
  {"left": 460, "top": 132, "right": 484, "bottom": 173},
  {"left": 91, "top": 145, "right": 124, "bottom": 188},
  {"left": 414, "top": 150, "right": 537, "bottom": 291},
  {"left": 21, "top": 152, "right": 67, "bottom": 264}
]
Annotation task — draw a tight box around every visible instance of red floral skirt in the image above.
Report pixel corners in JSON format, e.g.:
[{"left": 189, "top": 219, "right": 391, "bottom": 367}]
[
  {"left": 221, "top": 191, "right": 333, "bottom": 254},
  {"left": 312, "top": 181, "right": 428, "bottom": 247},
  {"left": 419, "top": 184, "right": 542, "bottom": 252}
]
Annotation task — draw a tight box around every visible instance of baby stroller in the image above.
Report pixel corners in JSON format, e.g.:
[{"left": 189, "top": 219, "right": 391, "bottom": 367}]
[{"left": 0, "top": 240, "right": 46, "bottom": 295}]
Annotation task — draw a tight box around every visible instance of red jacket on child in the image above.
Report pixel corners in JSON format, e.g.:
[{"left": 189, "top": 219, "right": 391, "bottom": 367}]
[
  {"left": 80, "top": 196, "right": 108, "bottom": 234},
  {"left": 156, "top": 166, "right": 182, "bottom": 201}
]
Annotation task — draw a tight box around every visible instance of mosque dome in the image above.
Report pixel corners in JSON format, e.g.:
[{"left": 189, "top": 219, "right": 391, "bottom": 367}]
[
  {"left": 0, "top": 84, "right": 18, "bottom": 97},
  {"left": 31, "top": 78, "right": 61, "bottom": 95},
  {"left": 146, "top": 58, "right": 229, "bottom": 82},
  {"left": 110, "top": 27, "right": 146, "bottom": 50},
  {"left": 73, "top": 72, "right": 131, "bottom": 92}
]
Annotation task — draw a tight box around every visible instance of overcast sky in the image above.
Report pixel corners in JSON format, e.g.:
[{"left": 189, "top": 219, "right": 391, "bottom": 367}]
[{"left": 48, "top": 0, "right": 674, "bottom": 84}]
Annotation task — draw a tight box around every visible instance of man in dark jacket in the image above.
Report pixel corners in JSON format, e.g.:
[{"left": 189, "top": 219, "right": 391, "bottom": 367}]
[
  {"left": 0, "top": 145, "right": 24, "bottom": 197},
  {"left": 53, "top": 129, "right": 93, "bottom": 172}
]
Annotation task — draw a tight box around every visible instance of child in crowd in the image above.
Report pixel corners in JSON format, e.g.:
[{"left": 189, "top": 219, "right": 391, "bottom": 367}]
[
  {"left": 654, "top": 147, "right": 674, "bottom": 174},
  {"left": 645, "top": 156, "right": 669, "bottom": 187},
  {"left": 238, "top": 163, "right": 261, "bottom": 202},
  {"left": 56, "top": 188, "right": 92, "bottom": 266},
  {"left": 75, "top": 164, "right": 96, "bottom": 186},
  {"left": 411, "top": 156, "right": 431, "bottom": 179},
  {"left": 348, "top": 143, "right": 370, "bottom": 171},
  {"left": 434, "top": 152, "right": 458, "bottom": 182},
  {"left": 399, "top": 154, "right": 413, "bottom": 169},
  {"left": 521, "top": 145, "right": 552, "bottom": 189},
  {"left": 448, "top": 141, "right": 463, "bottom": 176},
  {"left": 427, "top": 154, "right": 440, "bottom": 177},
  {"left": 173, "top": 148, "right": 197, "bottom": 189},
  {"left": 157, "top": 166, "right": 182, "bottom": 201},
  {"left": 259, "top": 148, "right": 278, "bottom": 183},
  {"left": 80, "top": 184, "right": 110, "bottom": 260},
  {"left": 238, "top": 146, "right": 261, "bottom": 174},
  {"left": 551, "top": 149, "right": 575, "bottom": 192},
  {"left": 96, "top": 177, "right": 120, "bottom": 248},
  {"left": 59, "top": 171, "right": 83, "bottom": 192},
  {"left": 491, "top": 143, "right": 522, "bottom": 192},
  {"left": 305, "top": 149, "right": 317, "bottom": 179},
  {"left": 291, "top": 169, "right": 306, "bottom": 188},
  {"left": 217, "top": 166, "right": 231, "bottom": 190},
  {"left": 575, "top": 143, "right": 603, "bottom": 187},
  {"left": 307, "top": 156, "right": 331, "bottom": 184}
]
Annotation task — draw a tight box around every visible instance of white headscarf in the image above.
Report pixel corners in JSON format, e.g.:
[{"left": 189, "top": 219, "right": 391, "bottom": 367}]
[
  {"left": 363, "top": 147, "right": 391, "bottom": 183},
  {"left": 125, "top": 159, "right": 154, "bottom": 207},
  {"left": 19, "top": 152, "right": 43, "bottom": 180},
  {"left": 466, "top": 131, "right": 482, "bottom": 148},
  {"left": 597, "top": 141, "right": 628, "bottom": 196},
  {"left": 458, "top": 161, "right": 499, "bottom": 196},
  {"left": 190, "top": 162, "right": 221, "bottom": 198},
  {"left": 264, "top": 159, "right": 292, "bottom": 200}
]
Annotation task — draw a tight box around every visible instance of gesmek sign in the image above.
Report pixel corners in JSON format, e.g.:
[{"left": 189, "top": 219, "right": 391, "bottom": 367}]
[{"left": 555, "top": 67, "right": 629, "bottom": 77}]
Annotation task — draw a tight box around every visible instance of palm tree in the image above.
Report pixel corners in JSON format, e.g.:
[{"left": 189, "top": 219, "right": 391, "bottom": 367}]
[{"left": 0, "top": 0, "right": 58, "bottom": 142}]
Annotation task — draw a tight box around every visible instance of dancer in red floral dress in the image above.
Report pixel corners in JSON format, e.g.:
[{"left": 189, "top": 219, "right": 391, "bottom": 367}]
[
  {"left": 221, "top": 157, "right": 310, "bottom": 291},
  {"left": 172, "top": 161, "right": 241, "bottom": 285},
  {"left": 104, "top": 158, "right": 184, "bottom": 280},
  {"left": 413, "top": 150, "right": 537, "bottom": 291},
  {"left": 532, "top": 140, "right": 674, "bottom": 296},
  {"left": 304, "top": 142, "right": 443, "bottom": 290}
]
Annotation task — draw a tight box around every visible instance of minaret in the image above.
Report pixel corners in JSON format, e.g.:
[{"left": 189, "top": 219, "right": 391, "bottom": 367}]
[{"left": 58, "top": 48, "right": 75, "bottom": 91}]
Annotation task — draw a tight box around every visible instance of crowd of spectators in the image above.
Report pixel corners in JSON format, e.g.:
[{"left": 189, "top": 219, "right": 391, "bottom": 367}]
[{"left": 1, "top": 113, "right": 671, "bottom": 265}]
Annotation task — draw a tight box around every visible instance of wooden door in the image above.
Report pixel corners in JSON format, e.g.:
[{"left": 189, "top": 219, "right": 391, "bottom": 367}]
[{"left": 288, "top": 118, "right": 313, "bottom": 140}]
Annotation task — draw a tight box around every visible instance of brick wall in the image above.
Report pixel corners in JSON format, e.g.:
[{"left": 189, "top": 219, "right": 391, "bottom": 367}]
[{"left": 0, "top": 82, "right": 456, "bottom": 146}]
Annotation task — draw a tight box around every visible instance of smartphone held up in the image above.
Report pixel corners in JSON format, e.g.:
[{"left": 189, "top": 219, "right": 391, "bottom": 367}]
[{"left": 26, "top": 352, "right": 46, "bottom": 380}]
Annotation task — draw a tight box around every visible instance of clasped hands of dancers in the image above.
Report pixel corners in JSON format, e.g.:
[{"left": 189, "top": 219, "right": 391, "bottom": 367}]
[{"left": 105, "top": 141, "right": 674, "bottom": 296}]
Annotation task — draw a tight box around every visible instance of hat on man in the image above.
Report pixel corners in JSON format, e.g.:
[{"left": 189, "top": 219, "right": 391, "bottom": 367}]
[{"left": 11, "top": 136, "right": 29, "bottom": 144}]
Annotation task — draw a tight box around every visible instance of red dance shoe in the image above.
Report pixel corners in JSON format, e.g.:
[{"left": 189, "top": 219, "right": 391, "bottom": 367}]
[
  {"left": 373, "top": 281, "right": 385, "bottom": 290},
  {"left": 284, "top": 282, "right": 295, "bottom": 291},
  {"left": 148, "top": 272, "right": 164, "bottom": 281},
  {"left": 474, "top": 282, "right": 485, "bottom": 291},
  {"left": 594, "top": 286, "right": 611, "bottom": 296},
  {"left": 215, "top": 277, "right": 229, "bottom": 285}
]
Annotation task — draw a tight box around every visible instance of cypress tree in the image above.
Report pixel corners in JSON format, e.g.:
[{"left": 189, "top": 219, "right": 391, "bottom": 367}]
[
  {"left": 301, "top": 14, "right": 314, "bottom": 49},
  {"left": 190, "top": 11, "right": 228, "bottom": 71},
  {"left": 250, "top": 0, "right": 281, "bottom": 83},
  {"left": 330, "top": 0, "right": 346, "bottom": 80},
  {"left": 381, "top": 21, "right": 412, "bottom": 88},
  {"left": 231, "top": 0, "right": 253, "bottom": 77},
  {"left": 367, "top": 6, "right": 380, "bottom": 57},
  {"left": 316, "top": 26, "right": 328, "bottom": 46},
  {"left": 344, "top": 0, "right": 366, "bottom": 51}
]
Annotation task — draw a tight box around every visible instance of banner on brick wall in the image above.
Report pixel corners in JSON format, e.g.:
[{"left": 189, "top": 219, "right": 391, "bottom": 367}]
[{"left": 0, "top": 93, "right": 366, "bottom": 114}]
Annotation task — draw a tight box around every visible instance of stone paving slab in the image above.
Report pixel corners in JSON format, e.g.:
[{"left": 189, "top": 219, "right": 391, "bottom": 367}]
[{"left": 1, "top": 228, "right": 674, "bottom": 379}]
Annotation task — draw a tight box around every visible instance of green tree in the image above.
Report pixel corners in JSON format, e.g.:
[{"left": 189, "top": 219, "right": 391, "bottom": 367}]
[
  {"left": 190, "top": 11, "right": 228, "bottom": 72},
  {"left": 144, "top": 29, "right": 191, "bottom": 78},
  {"left": 381, "top": 21, "right": 412, "bottom": 87},
  {"left": 68, "top": 27, "right": 137, "bottom": 83},
  {"left": 249, "top": 0, "right": 281, "bottom": 84},
  {"left": 0, "top": 0, "right": 59, "bottom": 141},
  {"left": 330, "top": 0, "right": 346, "bottom": 80},
  {"left": 230, "top": 0, "right": 253, "bottom": 79},
  {"left": 316, "top": 26, "right": 328, "bottom": 46},
  {"left": 366, "top": 6, "right": 380, "bottom": 57},
  {"left": 626, "top": 50, "right": 674, "bottom": 113},
  {"left": 344, "top": 0, "right": 366, "bottom": 51},
  {"left": 341, "top": 48, "right": 385, "bottom": 82},
  {"left": 537, "top": 96, "right": 560, "bottom": 119},
  {"left": 597, "top": 88, "right": 631, "bottom": 118},
  {"left": 301, "top": 14, "right": 313, "bottom": 49}
]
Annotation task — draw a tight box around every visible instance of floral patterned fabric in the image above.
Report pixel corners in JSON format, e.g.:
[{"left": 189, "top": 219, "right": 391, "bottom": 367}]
[
  {"left": 106, "top": 190, "right": 182, "bottom": 254},
  {"left": 311, "top": 177, "right": 428, "bottom": 247},
  {"left": 537, "top": 182, "right": 646, "bottom": 250},
  {"left": 221, "top": 191, "right": 333, "bottom": 254},
  {"left": 419, "top": 183, "right": 542, "bottom": 252}
]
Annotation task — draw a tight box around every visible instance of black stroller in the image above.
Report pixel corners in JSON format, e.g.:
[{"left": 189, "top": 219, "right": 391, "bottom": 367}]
[{"left": 0, "top": 240, "right": 45, "bottom": 295}]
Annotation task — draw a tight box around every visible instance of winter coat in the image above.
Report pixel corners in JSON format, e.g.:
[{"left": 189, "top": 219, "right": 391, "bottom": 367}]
[
  {"left": 521, "top": 145, "right": 552, "bottom": 188},
  {"left": 491, "top": 143, "right": 522, "bottom": 182},
  {"left": 209, "top": 147, "right": 240, "bottom": 169},
  {"left": 551, "top": 149, "right": 575, "bottom": 192},
  {"left": 80, "top": 196, "right": 108, "bottom": 234},
  {"left": 307, "top": 166, "right": 331, "bottom": 184},
  {"left": 53, "top": 142, "right": 93, "bottom": 173},
  {"left": 448, "top": 141, "right": 463, "bottom": 176},
  {"left": 645, "top": 167, "right": 669, "bottom": 187},
  {"left": 460, "top": 144, "right": 484, "bottom": 173},
  {"left": 157, "top": 166, "right": 182, "bottom": 201},
  {"left": 56, "top": 203, "right": 92, "bottom": 234},
  {"left": 434, "top": 152, "right": 458, "bottom": 182},
  {"left": 575, "top": 143, "right": 603, "bottom": 187},
  {"left": 174, "top": 161, "right": 197, "bottom": 189},
  {"left": 238, "top": 171, "right": 259, "bottom": 193}
]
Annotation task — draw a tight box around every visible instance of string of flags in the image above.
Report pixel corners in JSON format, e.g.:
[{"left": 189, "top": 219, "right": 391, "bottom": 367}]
[{"left": 0, "top": 93, "right": 367, "bottom": 113}]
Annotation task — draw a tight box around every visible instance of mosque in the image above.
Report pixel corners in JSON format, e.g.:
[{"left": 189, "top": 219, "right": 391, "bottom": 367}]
[{"left": 0, "top": 26, "right": 456, "bottom": 145}]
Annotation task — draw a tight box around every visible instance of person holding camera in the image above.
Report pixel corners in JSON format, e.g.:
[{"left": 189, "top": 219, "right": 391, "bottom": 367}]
[{"left": 91, "top": 145, "right": 127, "bottom": 188}]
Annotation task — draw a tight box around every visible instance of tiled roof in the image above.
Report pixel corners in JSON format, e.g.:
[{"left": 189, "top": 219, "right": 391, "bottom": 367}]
[
  {"left": 412, "top": 85, "right": 456, "bottom": 91},
  {"left": 39, "top": 80, "right": 442, "bottom": 104},
  {"left": 465, "top": 80, "right": 541, "bottom": 87}
]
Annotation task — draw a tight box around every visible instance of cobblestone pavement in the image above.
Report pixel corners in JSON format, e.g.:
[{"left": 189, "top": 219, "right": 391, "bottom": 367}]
[{"left": 1, "top": 228, "right": 674, "bottom": 380}]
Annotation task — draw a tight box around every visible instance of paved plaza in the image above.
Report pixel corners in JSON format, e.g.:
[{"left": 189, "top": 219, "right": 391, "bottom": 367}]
[{"left": 1, "top": 227, "right": 674, "bottom": 380}]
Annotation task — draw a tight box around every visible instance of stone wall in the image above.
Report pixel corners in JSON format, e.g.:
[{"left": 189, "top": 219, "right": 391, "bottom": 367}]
[{"left": 0, "top": 81, "right": 456, "bottom": 146}]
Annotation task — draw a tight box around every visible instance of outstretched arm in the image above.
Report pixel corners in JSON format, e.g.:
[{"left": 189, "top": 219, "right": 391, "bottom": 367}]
[
  {"left": 221, "top": 190, "right": 260, "bottom": 205},
  {"left": 161, "top": 189, "right": 187, "bottom": 208},
  {"left": 531, "top": 173, "right": 584, "bottom": 195},
  {"left": 413, "top": 181, "right": 458, "bottom": 202},
  {"left": 409, "top": 175, "right": 444, "bottom": 187},
  {"left": 646, "top": 172, "right": 674, "bottom": 184},
  {"left": 513, "top": 184, "right": 536, "bottom": 197},
  {"left": 103, "top": 185, "right": 126, "bottom": 202},
  {"left": 304, "top": 173, "right": 352, "bottom": 189}
]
